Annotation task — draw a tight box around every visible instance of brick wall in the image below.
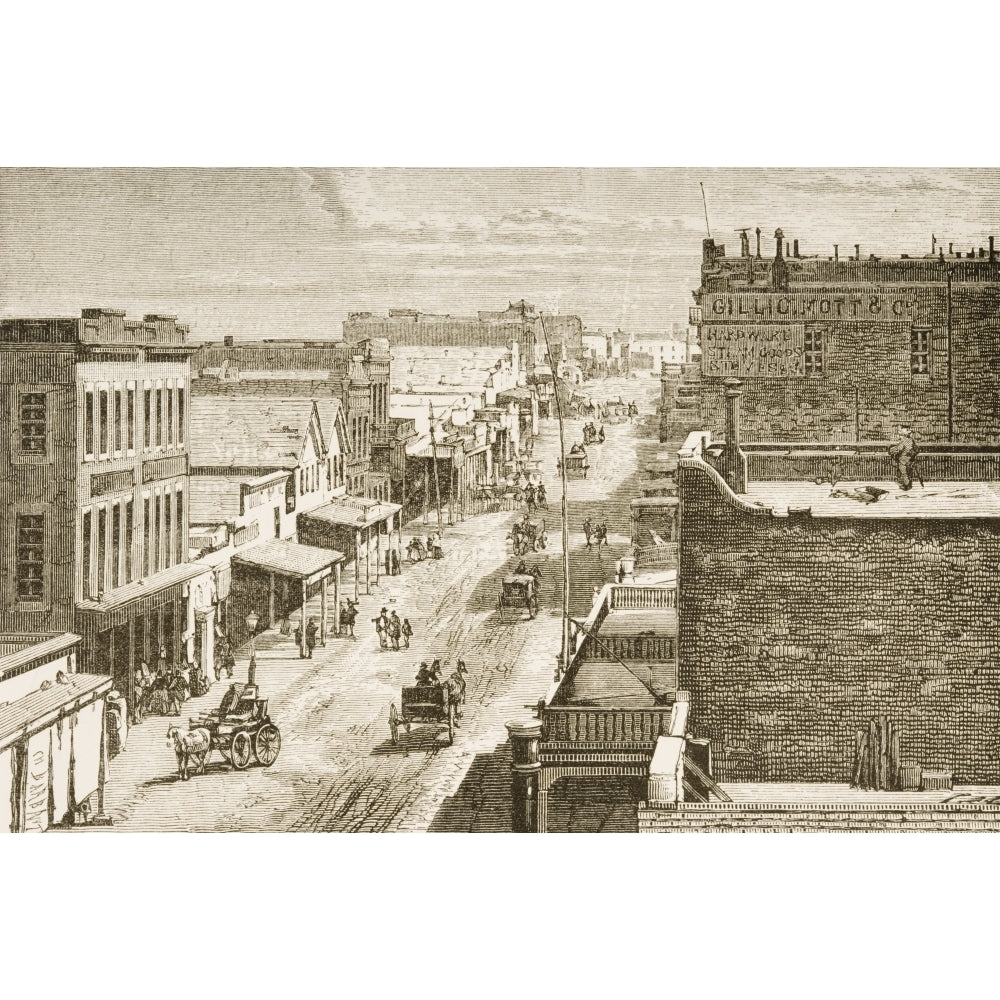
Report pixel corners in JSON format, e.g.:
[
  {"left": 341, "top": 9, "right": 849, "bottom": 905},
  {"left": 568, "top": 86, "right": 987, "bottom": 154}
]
[
  {"left": 694, "top": 263, "right": 1000, "bottom": 444},
  {"left": 677, "top": 462, "right": 1000, "bottom": 783}
]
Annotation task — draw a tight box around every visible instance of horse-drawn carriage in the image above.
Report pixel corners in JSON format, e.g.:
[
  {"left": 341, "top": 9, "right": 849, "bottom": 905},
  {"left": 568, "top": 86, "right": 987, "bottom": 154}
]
[
  {"left": 388, "top": 685, "right": 457, "bottom": 746},
  {"left": 558, "top": 453, "right": 590, "bottom": 478},
  {"left": 182, "top": 682, "right": 282, "bottom": 774},
  {"left": 497, "top": 574, "right": 540, "bottom": 622}
]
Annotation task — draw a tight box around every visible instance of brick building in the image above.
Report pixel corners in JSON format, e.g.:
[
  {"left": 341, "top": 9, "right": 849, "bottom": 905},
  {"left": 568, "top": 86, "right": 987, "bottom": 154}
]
[
  {"left": 681, "top": 230, "right": 1000, "bottom": 444},
  {"left": 676, "top": 385, "right": 1000, "bottom": 784},
  {"left": 0, "top": 309, "right": 198, "bottom": 706}
]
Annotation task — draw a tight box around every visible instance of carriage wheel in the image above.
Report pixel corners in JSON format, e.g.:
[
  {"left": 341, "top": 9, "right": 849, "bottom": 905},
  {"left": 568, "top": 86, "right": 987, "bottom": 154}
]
[
  {"left": 389, "top": 703, "right": 399, "bottom": 745},
  {"left": 528, "top": 595, "right": 538, "bottom": 620},
  {"left": 446, "top": 703, "right": 455, "bottom": 745},
  {"left": 231, "top": 731, "right": 252, "bottom": 770},
  {"left": 254, "top": 723, "right": 281, "bottom": 766}
]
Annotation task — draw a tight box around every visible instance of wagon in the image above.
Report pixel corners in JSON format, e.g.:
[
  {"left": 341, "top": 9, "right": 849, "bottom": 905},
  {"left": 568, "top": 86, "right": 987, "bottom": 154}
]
[
  {"left": 558, "top": 453, "right": 590, "bottom": 478},
  {"left": 388, "top": 684, "right": 455, "bottom": 746},
  {"left": 498, "top": 573, "right": 539, "bottom": 622},
  {"left": 188, "top": 682, "right": 282, "bottom": 770}
]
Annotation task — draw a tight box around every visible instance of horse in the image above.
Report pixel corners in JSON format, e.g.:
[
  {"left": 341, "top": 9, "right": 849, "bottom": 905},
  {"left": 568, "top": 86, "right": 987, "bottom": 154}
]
[
  {"left": 167, "top": 726, "right": 212, "bottom": 780},
  {"left": 444, "top": 661, "right": 470, "bottom": 721}
]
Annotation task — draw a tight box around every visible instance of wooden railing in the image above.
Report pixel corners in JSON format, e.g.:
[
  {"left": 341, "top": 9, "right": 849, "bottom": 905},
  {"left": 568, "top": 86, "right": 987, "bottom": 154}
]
[
  {"left": 609, "top": 584, "right": 676, "bottom": 609},
  {"left": 541, "top": 705, "right": 677, "bottom": 744},
  {"left": 579, "top": 635, "right": 675, "bottom": 662}
]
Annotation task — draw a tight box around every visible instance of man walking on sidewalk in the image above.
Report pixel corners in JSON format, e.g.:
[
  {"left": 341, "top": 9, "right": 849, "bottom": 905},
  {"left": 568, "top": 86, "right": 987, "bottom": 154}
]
[
  {"left": 388, "top": 611, "right": 402, "bottom": 651},
  {"left": 373, "top": 608, "right": 389, "bottom": 649},
  {"left": 305, "top": 617, "right": 318, "bottom": 658}
]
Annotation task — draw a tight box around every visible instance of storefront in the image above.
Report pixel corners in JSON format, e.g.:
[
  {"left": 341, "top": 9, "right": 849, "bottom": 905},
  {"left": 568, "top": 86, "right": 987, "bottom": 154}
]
[
  {"left": 231, "top": 539, "right": 343, "bottom": 654},
  {"left": 0, "top": 633, "right": 113, "bottom": 833},
  {"left": 298, "top": 497, "right": 401, "bottom": 602},
  {"left": 75, "top": 562, "right": 205, "bottom": 710}
]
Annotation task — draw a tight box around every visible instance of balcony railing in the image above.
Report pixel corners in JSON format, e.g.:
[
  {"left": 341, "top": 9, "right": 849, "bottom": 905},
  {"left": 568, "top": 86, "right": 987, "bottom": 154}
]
[
  {"left": 632, "top": 543, "right": 678, "bottom": 569},
  {"left": 609, "top": 584, "right": 676, "bottom": 609}
]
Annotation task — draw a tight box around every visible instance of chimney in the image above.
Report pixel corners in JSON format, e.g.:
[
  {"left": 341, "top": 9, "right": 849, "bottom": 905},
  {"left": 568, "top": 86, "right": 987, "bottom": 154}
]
[
  {"left": 949, "top": 242, "right": 954, "bottom": 255},
  {"left": 793, "top": 239, "right": 800, "bottom": 258},
  {"left": 224, "top": 335, "right": 234, "bottom": 347},
  {"left": 785, "top": 241, "right": 790, "bottom": 257},
  {"left": 755, "top": 227, "right": 761, "bottom": 259},
  {"left": 720, "top": 378, "right": 748, "bottom": 494},
  {"left": 991, "top": 236, "right": 996, "bottom": 262},
  {"left": 772, "top": 228, "right": 789, "bottom": 292},
  {"left": 834, "top": 244, "right": 839, "bottom": 263},
  {"left": 854, "top": 244, "right": 861, "bottom": 260}
]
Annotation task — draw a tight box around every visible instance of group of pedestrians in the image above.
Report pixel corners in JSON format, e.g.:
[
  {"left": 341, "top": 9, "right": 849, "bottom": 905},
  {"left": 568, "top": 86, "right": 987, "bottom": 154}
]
[
  {"left": 582, "top": 517, "right": 610, "bottom": 550},
  {"left": 372, "top": 607, "right": 414, "bottom": 651}
]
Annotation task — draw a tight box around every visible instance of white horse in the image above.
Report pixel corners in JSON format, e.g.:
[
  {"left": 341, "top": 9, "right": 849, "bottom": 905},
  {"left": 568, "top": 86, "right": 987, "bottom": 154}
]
[{"left": 167, "top": 726, "right": 211, "bottom": 780}]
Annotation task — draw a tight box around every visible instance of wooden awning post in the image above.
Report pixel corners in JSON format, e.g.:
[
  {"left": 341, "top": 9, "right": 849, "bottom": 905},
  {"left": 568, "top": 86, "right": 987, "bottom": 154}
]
[
  {"left": 354, "top": 529, "right": 361, "bottom": 602},
  {"left": 320, "top": 576, "right": 328, "bottom": 647},
  {"left": 334, "top": 562, "right": 342, "bottom": 635},
  {"left": 300, "top": 579, "right": 307, "bottom": 657}
]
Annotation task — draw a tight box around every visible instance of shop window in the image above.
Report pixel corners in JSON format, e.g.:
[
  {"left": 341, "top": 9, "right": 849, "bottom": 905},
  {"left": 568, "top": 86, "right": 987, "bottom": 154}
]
[
  {"left": 911, "top": 326, "right": 931, "bottom": 375},
  {"left": 85, "top": 389, "right": 95, "bottom": 456},
  {"left": 19, "top": 392, "right": 47, "bottom": 455},
  {"left": 126, "top": 387, "right": 136, "bottom": 451}
]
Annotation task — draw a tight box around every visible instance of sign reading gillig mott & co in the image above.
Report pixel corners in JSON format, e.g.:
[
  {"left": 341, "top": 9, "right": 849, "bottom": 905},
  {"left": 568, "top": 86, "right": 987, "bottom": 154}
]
[
  {"left": 701, "top": 324, "right": 805, "bottom": 377},
  {"left": 704, "top": 289, "right": 919, "bottom": 320}
]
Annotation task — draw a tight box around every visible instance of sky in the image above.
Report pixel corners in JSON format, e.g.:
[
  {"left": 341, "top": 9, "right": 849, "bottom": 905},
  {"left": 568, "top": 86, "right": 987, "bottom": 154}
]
[{"left": 3, "top": 167, "right": 1000, "bottom": 341}]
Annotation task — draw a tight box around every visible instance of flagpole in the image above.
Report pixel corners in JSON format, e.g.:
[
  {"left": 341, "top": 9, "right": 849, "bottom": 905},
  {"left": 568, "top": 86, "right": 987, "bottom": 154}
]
[
  {"left": 428, "top": 398, "right": 443, "bottom": 530},
  {"left": 540, "top": 326, "right": 571, "bottom": 680}
]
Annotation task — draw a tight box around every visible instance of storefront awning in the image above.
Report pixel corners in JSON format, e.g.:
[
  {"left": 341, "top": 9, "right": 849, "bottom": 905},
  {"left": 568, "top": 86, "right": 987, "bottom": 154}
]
[
  {"left": 232, "top": 539, "right": 344, "bottom": 581},
  {"left": 76, "top": 562, "right": 206, "bottom": 616},
  {"left": 0, "top": 673, "right": 112, "bottom": 752},
  {"left": 301, "top": 497, "right": 402, "bottom": 530}
]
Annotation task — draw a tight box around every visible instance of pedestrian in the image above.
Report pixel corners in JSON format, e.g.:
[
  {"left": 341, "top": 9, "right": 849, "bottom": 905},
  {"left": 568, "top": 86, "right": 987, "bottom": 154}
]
[
  {"left": 387, "top": 611, "right": 402, "bottom": 651},
  {"left": 583, "top": 517, "right": 593, "bottom": 550},
  {"left": 372, "top": 607, "right": 389, "bottom": 648},
  {"left": 132, "top": 660, "right": 151, "bottom": 724},
  {"left": 158, "top": 644, "right": 169, "bottom": 680},
  {"left": 432, "top": 533, "right": 444, "bottom": 559},
  {"left": 385, "top": 547, "right": 392, "bottom": 577},
  {"left": 390, "top": 548, "right": 401, "bottom": 575},
  {"left": 341, "top": 599, "right": 358, "bottom": 638},
  {"left": 616, "top": 559, "right": 625, "bottom": 583},
  {"left": 305, "top": 617, "right": 318, "bottom": 658},
  {"left": 888, "top": 425, "right": 919, "bottom": 491},
  {"left": 401, "top": 617, "right": 413, "bottom": 649},
  {"left": 294, "top": 622, "right": 304, "bottom": 657}
]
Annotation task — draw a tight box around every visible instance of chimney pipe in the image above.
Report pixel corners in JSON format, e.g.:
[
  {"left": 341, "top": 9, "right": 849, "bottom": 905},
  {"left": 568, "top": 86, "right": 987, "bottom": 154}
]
[
  {"left": 785, "top": 241, "right": 790, "bottom": 257},
  {"left": 755, "top": 227, "right": 761, "bottom": 259},
  {"left": 721, "top": 378, "right": 747, "bottom": 494},
  {"left": 834, "top": 244, "right": 839, "bottom": 263},
  {"left": 854, "top": 244, "right": 861, "bottom": 261},
  {"left": 949, "top": 242, "right": 954, "bottom": 255},
  {"left": 223, "top": 335, "right": 234, "bottom": 347},
  {"left": 775, "top": 229, "right": 784, "bottom": 258},
  {"left": 793, "top": 239, "right": 800, "bottom": 258},
  {"left": 991, "top": 236, "right": 996, "bottom": 262}
]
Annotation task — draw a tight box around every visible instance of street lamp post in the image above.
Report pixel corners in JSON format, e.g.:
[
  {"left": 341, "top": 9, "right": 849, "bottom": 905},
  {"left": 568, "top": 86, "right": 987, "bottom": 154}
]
[{"left": 246, "top": 611, "right": 259, "bottom": 686}]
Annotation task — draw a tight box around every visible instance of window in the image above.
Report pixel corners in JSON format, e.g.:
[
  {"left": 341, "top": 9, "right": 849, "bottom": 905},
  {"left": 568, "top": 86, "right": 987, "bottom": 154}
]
[
  {"left": 125, "top": 500, "right": 134, "bottom": 583},
  {"left": 164, "top": 490, "right": 173, "bottom": 568},
  {"left": 85, "top": 389, "right": 95, "bottom": 456},
  {"left": 111, "top": 503, "right": 122, "bottom": 588},
  {"left": 143, "top": 496, "right": 151, "bottom": 577},
  {"left": 178, "top": 386, "right": 185, "bottom": 444},
  {"left": 911, "top": 326, "right": 931, "bottom": 375},
  {"left": 19, "top": 393, "right": 46, "bottom": 454},
  {"left": 99, "top": 388, "right": 109, "bottom": 455},
  {"left": 153, "top": 493, "right": 161, "bottom": 572},
  {"left": 114, "top": 389, "right": 123, "bottom": 452},
  {"left": 166, "top": 384, "right": 174, "bottom": 445},
  {"left": 144, "top": 389, "right": 152, "bottom": 448},
  {"left": 96, "top": 507, "right": 107, "bottom": 596},
  {"left": 82, "top": 510, "right": 92, "bottom": 597},
  {"left": 15, "top": 514, "right": 44, "bottom": 602},
  {"left": 127, "top": 388, "right": 136, "bottom": 451},
  {"left": 155, "top": 388, "right": 163, "bottom": 447},
  {"left": 804, "top": 328, "right": 824, "bottom": 375},
  {"left": 174, "top": 488, "right": 183, "bottom": 565}
]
